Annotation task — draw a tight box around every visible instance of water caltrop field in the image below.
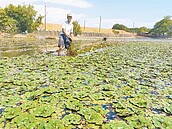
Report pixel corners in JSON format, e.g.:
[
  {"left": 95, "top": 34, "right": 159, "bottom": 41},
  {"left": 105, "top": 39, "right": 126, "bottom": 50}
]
[{"left": 0, "top": 41, "right": 172, "bottom": 128}]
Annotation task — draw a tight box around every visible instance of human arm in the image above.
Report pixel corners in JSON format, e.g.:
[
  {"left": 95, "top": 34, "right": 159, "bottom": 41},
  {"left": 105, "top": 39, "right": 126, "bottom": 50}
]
[
  {"left": 62, "top": 28, "right": 68, "bottom": 37},
  {"left": 62, "top": 27, "right": 73, "bottom": 41},
  {"left": 69, "top": 24, "right": 74, "bottom": 41}
]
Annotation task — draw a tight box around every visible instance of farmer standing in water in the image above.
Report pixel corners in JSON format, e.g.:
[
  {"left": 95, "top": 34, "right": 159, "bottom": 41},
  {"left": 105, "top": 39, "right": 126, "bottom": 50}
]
[{"left": 58, "top": 13, "right": 74, "bottom": 56}]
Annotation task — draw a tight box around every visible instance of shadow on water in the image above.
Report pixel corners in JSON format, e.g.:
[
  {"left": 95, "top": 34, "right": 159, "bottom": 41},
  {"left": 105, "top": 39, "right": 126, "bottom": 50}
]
[
  {"left": 151, "top": 108, "right": 163, "bottom": 114},
  {"left": 0, "top": 108, "right": 5, "bottom": 114},
  {"left": 102, "top": 104, "right": 117, "bottom": 121}
]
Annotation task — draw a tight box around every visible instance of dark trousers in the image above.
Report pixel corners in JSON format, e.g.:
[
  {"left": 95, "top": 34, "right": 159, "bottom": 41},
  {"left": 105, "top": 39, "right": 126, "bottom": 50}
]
[{"left": 58, "top": 34, "right": 71, "bottom": 49}]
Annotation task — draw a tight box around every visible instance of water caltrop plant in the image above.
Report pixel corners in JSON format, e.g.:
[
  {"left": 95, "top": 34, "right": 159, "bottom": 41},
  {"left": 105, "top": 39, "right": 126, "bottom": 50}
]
[{"left": 0, "top": 41, "right": 172, "bottom": 128}]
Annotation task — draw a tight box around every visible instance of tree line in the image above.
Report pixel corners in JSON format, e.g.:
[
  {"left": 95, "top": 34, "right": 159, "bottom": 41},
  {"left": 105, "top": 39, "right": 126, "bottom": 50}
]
[
  {"left": 1, "top": 4, "right": 172, "bottom": 37},
  {"left": 112, "top": 16, "right": 172, "bottom": 36},
  {"left": 0, "top": 4, "right": 43, "bottom": 33},
  {"left": 0, "top": 4, "right": 82, "bottom": 35}
]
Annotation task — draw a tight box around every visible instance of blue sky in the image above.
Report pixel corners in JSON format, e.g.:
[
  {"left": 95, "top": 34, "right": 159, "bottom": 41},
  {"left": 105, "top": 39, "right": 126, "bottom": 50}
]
[{"left": 1, "top": 0, "right": 172, "bottom": 29}]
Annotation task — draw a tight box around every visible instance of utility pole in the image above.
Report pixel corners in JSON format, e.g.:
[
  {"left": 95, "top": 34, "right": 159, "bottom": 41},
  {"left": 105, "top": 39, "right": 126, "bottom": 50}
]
[
  {"left": 133, "top": 22, "right": 135, "bottom": 34},
  {"left": 44, "top": 5, "right": 47, "bottom": 31},
  {"left": 84, "top": 20, "right": 86, "bottom": 32},
  {"left": 99, "top": 16, "right": 102, "bottom": 33}
]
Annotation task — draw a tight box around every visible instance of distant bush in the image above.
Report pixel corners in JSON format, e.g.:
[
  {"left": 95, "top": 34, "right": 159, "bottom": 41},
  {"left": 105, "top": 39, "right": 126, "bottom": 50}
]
[
  {"left": 72, "top": 21, "right": 82, "bottom": 36},
  {"left": 112, "top": 23, "right": 150, "bottom": 34},
  {"left": 112, "top": 24, "right": 128, "bottom": 31},
  {"left": 112, "top": 29, "right": 119, "bottom": 35}
]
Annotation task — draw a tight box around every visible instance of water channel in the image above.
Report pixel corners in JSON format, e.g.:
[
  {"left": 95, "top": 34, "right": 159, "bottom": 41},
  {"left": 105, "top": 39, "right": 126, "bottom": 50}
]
[{"left": 0, "top": 37, "right": 171, "bottom": 58}]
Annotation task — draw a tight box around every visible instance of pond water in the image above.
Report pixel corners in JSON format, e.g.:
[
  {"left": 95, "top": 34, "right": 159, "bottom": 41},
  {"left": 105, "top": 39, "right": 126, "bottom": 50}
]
[
  {"left": 0, "top": 38, "right": 56, "bottom": 58},
  {"left": 0, "top": 38, "right": 172, "bottom": 58}
]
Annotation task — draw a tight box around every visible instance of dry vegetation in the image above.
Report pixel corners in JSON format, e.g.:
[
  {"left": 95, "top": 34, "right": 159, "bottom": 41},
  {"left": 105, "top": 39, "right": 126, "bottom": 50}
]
[{"left": 40, "top": 23, "right": 132, "bottom": 35}]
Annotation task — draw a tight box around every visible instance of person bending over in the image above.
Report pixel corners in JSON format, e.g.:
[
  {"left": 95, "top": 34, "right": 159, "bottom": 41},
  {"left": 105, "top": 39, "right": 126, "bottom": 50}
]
[{"left": 58, "top": 13, "right": 74, "bottom": 56}]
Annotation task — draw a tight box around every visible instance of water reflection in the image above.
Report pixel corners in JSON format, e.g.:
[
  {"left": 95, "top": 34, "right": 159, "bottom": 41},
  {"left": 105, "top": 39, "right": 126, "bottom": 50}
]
[
  {"left": 0, "top": 49, "right": 41, "bottom": 58},
  {"left": 1, "top": 37, "right": 171, "bottom": 58},
  {"left": 0, "top": 38, "right": 56, "bottom": 58}
]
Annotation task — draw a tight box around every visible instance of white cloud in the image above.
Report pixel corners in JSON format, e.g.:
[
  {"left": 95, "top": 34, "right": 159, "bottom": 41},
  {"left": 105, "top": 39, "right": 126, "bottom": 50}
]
[
  {"left": 0, "top": 0, "right": 93, "bottom": 8},
  {"left": 0, "top": 0, "right": 35, "bottom": 7},
  {"left": 0, "top": 0, "right": 87, "bottom": 25},
  {"left": 35, "top": 5, "right": 70, "bottom": 24},
  {"left": 0, "top": 0, "right": 154, "bottom": 28},
  {"left": 34, "top": 5, "right": 86, "bottom": 24},
  {"left": 42, "top": 0, "right": 93, "bottom": 8}
]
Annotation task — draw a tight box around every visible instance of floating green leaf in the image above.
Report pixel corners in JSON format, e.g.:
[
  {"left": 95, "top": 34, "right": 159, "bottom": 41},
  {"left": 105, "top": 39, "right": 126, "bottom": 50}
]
[
  {"left": 66, "top": 99, "right": 83, "bottom": 111},
  {"left": 62, "top": 114, "right": 81, "bottom": 125},
  {"left": 79, "top": 107, "right": 105, "bottom": 125},
  {"left": 34, "top": 104, "right": 55, "bottom": 117},
  {"left": 0, "top": 41, "right": 172, "bottom": 128},
  {"left": 3, "top": 107, "right": 21, "bottom": 119},
  {"left": 102, "top": 120, "right": 132, "bottom": 129}
]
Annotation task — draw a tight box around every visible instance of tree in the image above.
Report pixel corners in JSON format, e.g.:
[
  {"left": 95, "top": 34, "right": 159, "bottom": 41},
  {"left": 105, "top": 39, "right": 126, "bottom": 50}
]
[
  {"left": 112, "top": 23, "right": 150, "bottom": 34},
  {"left": 149, "top": 16, "right": 172, "bottom": 36},
  {"left": 0, "top": 8, "right": 17, "bottom": 32},
  {"left": 129, "top": 27, "right": 150, "bottom": 34},
  {"left": 2, "top": 4, "right": 43, "bottom": 33},
  {"left": 112, "top": 29, "right": 119, "bottom": 35},
  {"left": 112, "top": 24, "right": 128, "bottom": 31},
  {"left": 138, "top": 27, "right": 150, "bottom": 33},
  {"left": 72, "top": 21, "right": 82, "bottom": 36}
]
